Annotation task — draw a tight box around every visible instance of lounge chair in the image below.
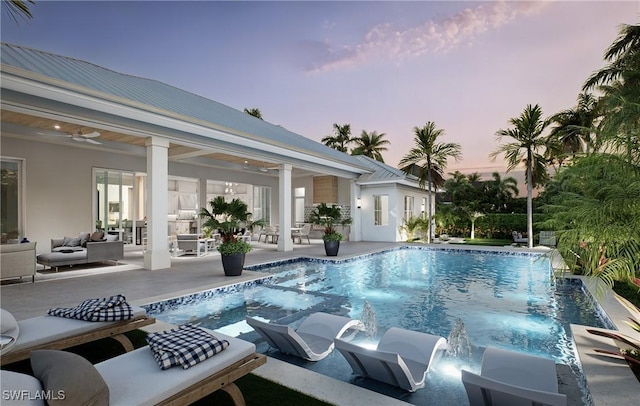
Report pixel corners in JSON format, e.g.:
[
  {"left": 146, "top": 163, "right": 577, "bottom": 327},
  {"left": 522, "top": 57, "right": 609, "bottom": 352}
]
[
  {"left": 0, "top": 330, "right": 266, "bottom": 406},
  {"left": 461, "top": 347, "right": 567, "bottom": 406},
  {"left": 512, "top": 231, "right": 528, "bottom": 244},
  {"left": 539, "top": 231, "right": 557, "bottom": 247},
  {"left": 0, "top": 306, "right": 155, "bottom": 366},
  {"left": 292, "top": 223, "right": 311, "bottom": 244},
  {"left": 334, "top": 327, "right": 448, "bottom": 392},
  {"left": 246, "top": 312, "right": 364, "bottom": 361},
  {"left": 237, "top": 230, "right": 252, "bottom": 243},
  {"left": 176, "top": 234, "right": 205, "bottom": 256}
]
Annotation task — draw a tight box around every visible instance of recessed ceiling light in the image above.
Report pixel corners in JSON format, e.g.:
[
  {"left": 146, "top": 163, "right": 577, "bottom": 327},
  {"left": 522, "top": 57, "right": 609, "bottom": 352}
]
[{"left": 54, "top": 124, "right": 60, "bottom": 130}]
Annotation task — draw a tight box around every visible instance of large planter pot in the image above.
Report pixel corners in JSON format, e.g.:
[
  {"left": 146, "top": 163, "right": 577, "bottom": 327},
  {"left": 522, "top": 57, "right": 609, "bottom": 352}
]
[
  {"left": 323, "top": 240, "right": 340, "bottom": 257},
  {"left": 220, "top": 253, "right": 245, "bottom": 276}
]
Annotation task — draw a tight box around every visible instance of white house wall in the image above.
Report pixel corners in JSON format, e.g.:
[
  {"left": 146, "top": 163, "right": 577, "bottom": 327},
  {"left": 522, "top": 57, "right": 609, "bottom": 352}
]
[
  {"left": 1, "top": 136, "right": 279, "bottom": 254},
  {"left": 360, "top": 184, "right": 400, "bottom": 242}
]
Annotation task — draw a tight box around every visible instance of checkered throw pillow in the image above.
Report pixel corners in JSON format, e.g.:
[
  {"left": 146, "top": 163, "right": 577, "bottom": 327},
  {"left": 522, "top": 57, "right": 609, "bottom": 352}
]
[
  {"left": 146, "top": 324, "right": 230, "bottom": 370},
  {"left": 47, "top": 294, "right": 133, "bottom": 322}
]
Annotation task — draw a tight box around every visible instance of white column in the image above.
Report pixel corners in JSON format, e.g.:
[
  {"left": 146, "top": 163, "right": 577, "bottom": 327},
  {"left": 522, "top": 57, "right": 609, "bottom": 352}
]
[
  {"left": 277, "top": 163, "right": 293, "bottom": 252},
  {"left": 144, "top": 136, "right": 171, "bottom": 270},
  {"left": 350, "top": 181, "right": 362, "bottom": 242},
  {"left": 198, "top": 178, "right": 208, "bottom": 233}
]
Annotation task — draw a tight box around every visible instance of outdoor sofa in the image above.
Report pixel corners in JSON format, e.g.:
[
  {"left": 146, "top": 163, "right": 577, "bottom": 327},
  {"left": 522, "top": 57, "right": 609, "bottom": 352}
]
[
  {"left": 0, "top": 242, "right": 37, "bottom": 283},
  {"left": 36, "top": 232, "right": 124, "bottom": 271}
]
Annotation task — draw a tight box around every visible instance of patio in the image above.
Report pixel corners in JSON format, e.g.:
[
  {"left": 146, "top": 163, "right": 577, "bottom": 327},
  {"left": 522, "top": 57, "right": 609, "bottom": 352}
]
[{"left": 1, "top": 242, "right": 637, "bottom": 405}]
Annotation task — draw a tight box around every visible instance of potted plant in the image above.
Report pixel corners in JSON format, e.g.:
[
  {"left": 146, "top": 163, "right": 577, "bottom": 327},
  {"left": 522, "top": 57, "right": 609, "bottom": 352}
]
[
  {"left": 199, "top": 196, "right": 253, "bottom": 276},
  {"left": 309, "top": 203, "right": 352, "bottom": 256}
]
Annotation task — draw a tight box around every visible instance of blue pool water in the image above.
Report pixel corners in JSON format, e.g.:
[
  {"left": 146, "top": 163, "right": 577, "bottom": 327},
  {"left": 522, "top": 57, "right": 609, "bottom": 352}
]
[{"left": 144, "top": 247, "right": 611, "bottom": 405}]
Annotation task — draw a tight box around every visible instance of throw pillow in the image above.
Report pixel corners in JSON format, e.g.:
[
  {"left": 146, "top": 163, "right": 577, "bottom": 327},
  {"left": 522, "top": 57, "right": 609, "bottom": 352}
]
[
  {"left": 78, "top": 232, "right": 91, "bottom": 247},
  {"left": 105, "top": 234, "right": 118, "bottom": 242},
  {"left": 90, "top": 231, "right": 105, "bottom": 242},
  {"left": 30, "top": 350, "right": 109, "bottom": 406},
  {"left": 62, "top": 237, "right": 81, "bottom": 247}
]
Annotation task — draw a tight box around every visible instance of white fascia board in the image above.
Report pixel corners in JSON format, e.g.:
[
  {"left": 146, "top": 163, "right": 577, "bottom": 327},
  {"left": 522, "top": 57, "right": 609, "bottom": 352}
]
[{"left": 1, "top": 71, "right": 368, "bottom": 175}]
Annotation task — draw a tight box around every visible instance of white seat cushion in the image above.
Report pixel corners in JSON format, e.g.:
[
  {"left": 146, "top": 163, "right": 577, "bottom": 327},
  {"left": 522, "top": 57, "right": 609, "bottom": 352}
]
[
  {"left": 0, "top": 370, "right": 45, "bottom": 406},
  {"left": 13, "top": 306, "right": 146, "bottom": 352},
  {"left": 95, "top": 330, "right": 255, "bottom": 406}
]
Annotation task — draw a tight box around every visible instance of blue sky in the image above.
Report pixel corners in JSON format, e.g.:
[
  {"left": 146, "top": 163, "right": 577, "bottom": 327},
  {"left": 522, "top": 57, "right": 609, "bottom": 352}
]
[{"left": 2, "top": 1, "right": 638, "bottom": 173}]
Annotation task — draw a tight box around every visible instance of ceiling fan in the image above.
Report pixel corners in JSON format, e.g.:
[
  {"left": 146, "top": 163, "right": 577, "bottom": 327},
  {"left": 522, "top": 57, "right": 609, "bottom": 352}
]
[
  {"left": 66, "top": 129, "right": 102, "bottom": 144},
  {"left": 37, "top": 127, "right": 102, "bottom": 145}
]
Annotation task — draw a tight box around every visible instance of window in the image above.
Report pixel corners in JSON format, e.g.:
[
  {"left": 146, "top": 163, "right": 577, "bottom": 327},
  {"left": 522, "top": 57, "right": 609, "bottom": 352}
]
[
  {"left": 374, "top": 195, "right": 389, "bottom": 226},
  {"left": 94, "top": 169, "right": 134, "bottom": 235},
  {"left": 253, "top": 186, "right": 271, "bottom": 224},
  {"left": 1, "top": 158, "right": 24, "bottom": 243},
  {"left": 295, "top": 187, "right": 305, "bottom": 223},
  {"left": 404, "top": 196, "right": 414, "bottom": 222}
]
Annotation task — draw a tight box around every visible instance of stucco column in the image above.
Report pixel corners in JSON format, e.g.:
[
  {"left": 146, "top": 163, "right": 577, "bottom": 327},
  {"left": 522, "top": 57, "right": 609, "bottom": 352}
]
[
  {"left": 144, "top": 136, "right": 171, "bottom": 270},
  {"left": 350, "top": 181, "right": 362, "bottom": 241},
  {"left": 198, "top": 177, "right": 208, "bottom": 234},
  {"left": 277, "top": 163, "right": 293, "bottom": 252}
]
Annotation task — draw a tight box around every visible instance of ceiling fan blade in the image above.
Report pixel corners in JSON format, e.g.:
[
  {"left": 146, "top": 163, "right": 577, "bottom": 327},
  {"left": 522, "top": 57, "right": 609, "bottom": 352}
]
[
  {"left": 83, "top": 131, "right": 101, "bottom": 138},
  {"left": 85, "top": 138, "right": 102, "bottom": 145},
  {"left": 72, "top": 137, "right": 86, "bottom": 142}
]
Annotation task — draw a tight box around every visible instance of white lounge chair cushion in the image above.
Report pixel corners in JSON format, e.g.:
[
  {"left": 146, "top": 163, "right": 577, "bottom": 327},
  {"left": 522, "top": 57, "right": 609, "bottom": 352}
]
[
  {"left": 1, "top": 308, "right": 19, "bottom": 336},
  {"left": 30, "top": 349, "right": 109, "bottom": 406},
  {"left": 12, "top": 306, "right": 146, "bottom": 352},
  {"left": 95, "top": 330, "right": 255, "bottom": 406},
  {"left": 0, "top": 370, "right": 45, "bottom": 406}
]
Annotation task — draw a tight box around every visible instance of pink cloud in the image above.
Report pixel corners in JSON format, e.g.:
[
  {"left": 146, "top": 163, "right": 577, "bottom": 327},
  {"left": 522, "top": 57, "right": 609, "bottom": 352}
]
[{"left": 308, "top": 1, "right": 549, "bottom": 73}]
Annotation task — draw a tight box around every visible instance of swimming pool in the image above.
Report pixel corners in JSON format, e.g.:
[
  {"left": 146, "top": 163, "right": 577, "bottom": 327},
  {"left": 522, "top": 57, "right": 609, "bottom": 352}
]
[{"left": 144, "top": 247, "right": 611, "bottom": 405}]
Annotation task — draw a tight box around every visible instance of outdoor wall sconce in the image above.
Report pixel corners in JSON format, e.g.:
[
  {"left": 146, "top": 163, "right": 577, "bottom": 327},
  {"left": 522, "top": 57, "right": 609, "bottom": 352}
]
[{"left": 356, "top": 198, "right": 362, "bottom": 209}]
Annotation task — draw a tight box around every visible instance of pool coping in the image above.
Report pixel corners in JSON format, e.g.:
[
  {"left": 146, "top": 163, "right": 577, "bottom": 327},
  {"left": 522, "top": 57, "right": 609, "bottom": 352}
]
[{"left": 138, "top": 244, "right": 639, "bottom": 406}]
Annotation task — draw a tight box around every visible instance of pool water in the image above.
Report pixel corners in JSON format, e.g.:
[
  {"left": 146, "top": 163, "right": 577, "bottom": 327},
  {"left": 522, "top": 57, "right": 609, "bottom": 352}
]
[{"left": 145, "top": 247, "right": 610, "bottom": 405}]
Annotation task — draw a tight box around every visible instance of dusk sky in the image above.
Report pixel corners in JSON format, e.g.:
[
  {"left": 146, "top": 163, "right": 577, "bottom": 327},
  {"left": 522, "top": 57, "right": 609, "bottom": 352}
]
[{"left": 2, "top": 1, "right": 638, "bottom": 174}]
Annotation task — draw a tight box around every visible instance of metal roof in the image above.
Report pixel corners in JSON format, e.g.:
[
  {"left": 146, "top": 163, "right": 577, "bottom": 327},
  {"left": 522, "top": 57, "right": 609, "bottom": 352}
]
[
  {"left": 0, "top": 42, "right": 369, "bottom": 170},
  {"left": 354, "top": 155, "right": 420, "bottom": 184}
]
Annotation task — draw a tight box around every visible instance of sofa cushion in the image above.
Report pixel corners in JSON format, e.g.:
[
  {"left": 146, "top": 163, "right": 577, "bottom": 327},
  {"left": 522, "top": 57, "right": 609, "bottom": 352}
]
[
  {"left": 31, "top": 350, "right": 109, "bottom": 406},
  {"left": 52, "top": 246, "right": 85, "bottom": 253},
  {"left": 62, "top": 236, "right": 82, "bottom": 247},
  {"left": 105, "top": 234, "right": 118, "bottom": 242},
  {"left": 79, "top": 232, "right": 91, "bottom": 247},
  {"left": 90, "top": 231, "right": 105, "bottom": 242}
]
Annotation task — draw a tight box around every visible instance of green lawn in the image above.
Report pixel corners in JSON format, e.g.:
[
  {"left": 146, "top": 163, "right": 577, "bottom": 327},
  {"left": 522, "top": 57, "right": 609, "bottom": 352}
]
[{"left": 453, "top": 238, "right": 512, "bottom": 246}]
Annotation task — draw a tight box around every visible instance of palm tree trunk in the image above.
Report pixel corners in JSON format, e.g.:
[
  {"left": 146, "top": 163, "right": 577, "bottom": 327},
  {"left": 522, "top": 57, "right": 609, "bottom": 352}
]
[
  {"left": 526, "top": 150, "right": 534, "bottom": 248},
  {"left": 427, "top": 170, "right": 433, "bottom": 244}
]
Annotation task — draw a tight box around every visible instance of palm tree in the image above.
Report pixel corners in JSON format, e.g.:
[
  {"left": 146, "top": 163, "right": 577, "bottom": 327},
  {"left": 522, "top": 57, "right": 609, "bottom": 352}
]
[
  {"left": 490, "top": 104, "right": 549, "bottom": 248},
  {"left": 400, "top": 122, "right": 462, "bottom": 243},
  {"left": 548, "top": 92, "right": 600, "bottom": 162},
  {"left": 486, "top": 172, "right": 518, "bottom": 212},
  {"left": 583, "top": 23, "right": 640, "bottom": 90},
  {"left": 243, "top": 108, "right": 263, "bottom": 120},
  {"left": 351, "top": 130, "right": 390, "bottom": 162},
  {"left": 321, "top": 123, "right": 353, "bottom": 152},
  {"left": 2, "top": 0, "right": 34, "bottom": 23}
]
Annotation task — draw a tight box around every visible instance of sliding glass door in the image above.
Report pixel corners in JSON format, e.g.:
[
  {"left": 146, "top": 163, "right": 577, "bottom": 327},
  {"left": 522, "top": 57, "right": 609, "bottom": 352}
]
[{"left": 94, "top": 169, "right": 135, "bottom": 243}]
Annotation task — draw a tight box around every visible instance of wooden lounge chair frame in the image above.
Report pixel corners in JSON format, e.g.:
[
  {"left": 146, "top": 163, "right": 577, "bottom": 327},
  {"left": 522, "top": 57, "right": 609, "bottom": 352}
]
[
  {"left": 157, "top": 353, "right": 266, "bottom": 406},
  {"left": 1, "top": 312, "right": 155, "bottom": 366}
]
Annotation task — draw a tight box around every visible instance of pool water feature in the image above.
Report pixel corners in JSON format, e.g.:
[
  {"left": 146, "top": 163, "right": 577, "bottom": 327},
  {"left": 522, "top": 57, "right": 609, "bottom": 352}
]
[{"left": 144, "top": 247, "right": 612, "bottom": 405}]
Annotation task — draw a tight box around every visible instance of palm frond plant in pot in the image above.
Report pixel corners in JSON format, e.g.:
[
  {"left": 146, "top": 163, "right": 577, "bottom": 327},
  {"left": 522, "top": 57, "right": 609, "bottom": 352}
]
[
  {"left": 309, "top": 203, "right": 352, "bottom": 256},
  {"left": 199, "top": 196, "right": 253, "bottom": 276}
]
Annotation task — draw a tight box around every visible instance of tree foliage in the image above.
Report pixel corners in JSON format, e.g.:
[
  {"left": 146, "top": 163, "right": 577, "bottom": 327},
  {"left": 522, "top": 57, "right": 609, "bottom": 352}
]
[{"left": 351, "top": 130, "right": 390, "bottom": 162}]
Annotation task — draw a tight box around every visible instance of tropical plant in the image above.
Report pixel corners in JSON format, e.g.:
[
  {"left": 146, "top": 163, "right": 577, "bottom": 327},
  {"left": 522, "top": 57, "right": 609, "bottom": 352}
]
[
  {"left": 547, "top": 92, "right": 600, "bottom": 164},
  {"left": 351, "top": 130, "right": 390, "bottom": 162},
  {"left": 243, "top": 108, "right": 263, "bottom": 119},
  {"left": 490, "top": 104, "right": 550, "bottom": 248},
  {"left": 321, "top": 123, "right": 353, "bottom": 153},
  {"left": 400, "top": 122, "right": 462, "bottom": 244},
  {"left": 308, "top": 203, "right": 352, "bottom": 242},
  {"left": 199, "top": 197, "right": 253, "bottom": 254},
  {"left": 584, "top": 23, "right": 640, "bottom": 166},
  {"left": 2, "top": 0, "right": 34, "bottom": 23},
  {"left": 484, "top": 172, "right": 519, "bottom": 213},
  {"left": 400, "top": 216, "right": 429, "bottom": 242},
  {"left": 539, "top": 154, "right": 640, "bottom": 288}
]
